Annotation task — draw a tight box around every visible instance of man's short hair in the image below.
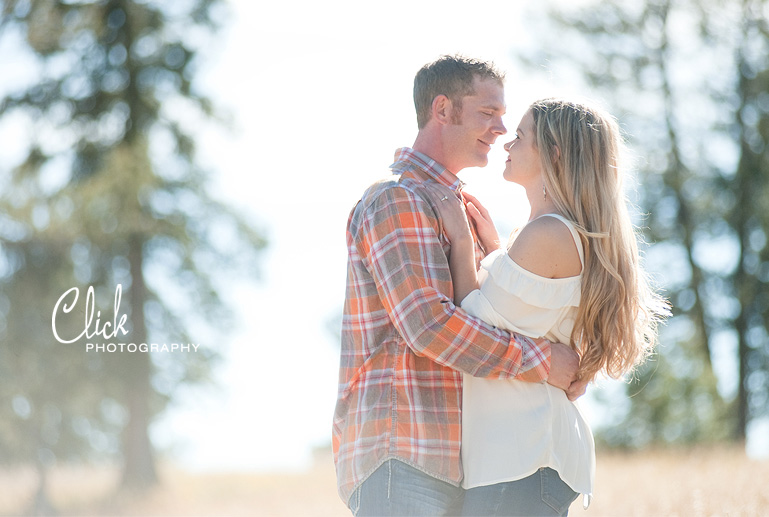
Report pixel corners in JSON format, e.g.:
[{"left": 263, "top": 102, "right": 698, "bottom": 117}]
[{"left": 413, "top": 55, "right": 505, "bottom": 129}]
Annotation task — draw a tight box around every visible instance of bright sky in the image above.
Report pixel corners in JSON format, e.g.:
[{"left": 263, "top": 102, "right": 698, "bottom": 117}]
[{"left": 153, "top": 0, "right": 769, "bottom": 471}]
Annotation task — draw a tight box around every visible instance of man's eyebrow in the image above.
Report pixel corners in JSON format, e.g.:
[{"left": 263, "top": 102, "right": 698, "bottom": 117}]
[
  {"left": 516, "top": 126, "right": 524, "bottom": 135},
  {"left": 480, "top": 103, "right": 506, "bottom": 113}
]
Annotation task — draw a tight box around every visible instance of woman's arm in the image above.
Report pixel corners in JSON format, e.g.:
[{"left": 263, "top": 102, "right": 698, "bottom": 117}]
[
  {"left": 447, "top": 231, "right": 478, "bottom": 305},
  {"left": 419, "top": 184, "right": 480, "bottom": 305}
]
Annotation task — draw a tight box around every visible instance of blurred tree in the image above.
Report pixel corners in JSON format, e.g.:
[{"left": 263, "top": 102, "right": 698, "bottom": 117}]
[
  {"left": 517, "top": 0, "right": 768, "bottom": 446},
  {"left": 0, "top": 0, "right": 265, "bottom": 504}
]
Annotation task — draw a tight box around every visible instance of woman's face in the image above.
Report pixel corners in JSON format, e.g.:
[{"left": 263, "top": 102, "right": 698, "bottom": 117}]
[{"left": 502, "top": 109, "right": 542, "bottom": 188}]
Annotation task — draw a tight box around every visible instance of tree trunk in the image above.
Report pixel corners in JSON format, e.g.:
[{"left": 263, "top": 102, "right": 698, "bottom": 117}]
[
  {"left": 121, "top": 233, "right": 157, "bottom": 489},
  {"left": 29, "top": 458, "right": 56, "bottom": 516},
  {"left": 655, "top": 1, "right": 714, "bottom": 367}
]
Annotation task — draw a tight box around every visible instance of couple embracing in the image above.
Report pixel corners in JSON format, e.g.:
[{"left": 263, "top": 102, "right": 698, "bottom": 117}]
[{"left": 333, "top": 55, "right": 668, "bottom": 517}]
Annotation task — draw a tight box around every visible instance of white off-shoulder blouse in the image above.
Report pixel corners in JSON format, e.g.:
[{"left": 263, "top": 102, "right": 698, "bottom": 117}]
[{"left": 460, "top": 214, "right": 595, "bottom": 497}]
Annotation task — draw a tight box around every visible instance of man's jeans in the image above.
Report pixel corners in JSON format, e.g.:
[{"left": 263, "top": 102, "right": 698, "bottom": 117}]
[{"left": 347, "top": 459, "right": 464, "bottom": 516}]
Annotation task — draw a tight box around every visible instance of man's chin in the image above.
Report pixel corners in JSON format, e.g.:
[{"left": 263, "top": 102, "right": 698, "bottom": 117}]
[{"left": 457, "top": 155, "right": 489, "bottom": 171}]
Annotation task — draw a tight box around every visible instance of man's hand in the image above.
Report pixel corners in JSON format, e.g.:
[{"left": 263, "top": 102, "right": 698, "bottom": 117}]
[
  {"left": 547, "top": 342, "right": 583, "bottom": 400},
  {"left": 566, "top": 378, "right": 589, "bottom": 401}
]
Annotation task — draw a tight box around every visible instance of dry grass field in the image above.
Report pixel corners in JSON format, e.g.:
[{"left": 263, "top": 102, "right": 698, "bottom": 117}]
[{"left": 1, "top": 446, "right": 767, "bottom": 516}]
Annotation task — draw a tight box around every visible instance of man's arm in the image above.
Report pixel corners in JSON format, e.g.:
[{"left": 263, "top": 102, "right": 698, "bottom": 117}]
[
  {"left": 413, "top": 181, "right": 582, "bottom": 393},
  {"left": 353, "top": 184, "right": 578, "bottom": 383}
]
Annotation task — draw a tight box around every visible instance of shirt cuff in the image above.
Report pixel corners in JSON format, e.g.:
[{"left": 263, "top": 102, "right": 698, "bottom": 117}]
[{"left": 515, "top": 336, "right": 551, "bottom": 383}]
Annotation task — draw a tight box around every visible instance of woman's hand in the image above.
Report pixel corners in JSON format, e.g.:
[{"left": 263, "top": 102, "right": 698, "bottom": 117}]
[
  {"left": 418, "top": 183, "right": 473, "bottom": 244},
  {"left": 462, "top": 191, "right": 501, "bottom": 254}
]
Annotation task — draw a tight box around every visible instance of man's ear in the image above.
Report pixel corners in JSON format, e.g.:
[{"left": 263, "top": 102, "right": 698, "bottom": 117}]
[{"left": 431, "top": 94, "right": 453, "bottom": 125}]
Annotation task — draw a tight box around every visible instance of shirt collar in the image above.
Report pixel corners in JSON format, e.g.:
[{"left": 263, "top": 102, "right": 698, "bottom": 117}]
[{"left": 390, "top": 147, "right": 464, "bottom": 192}]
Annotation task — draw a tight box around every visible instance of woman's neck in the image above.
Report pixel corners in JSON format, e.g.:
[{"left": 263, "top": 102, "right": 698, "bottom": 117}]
[{"left": 526, "top": 188, "right": 560, "bottom": 221}]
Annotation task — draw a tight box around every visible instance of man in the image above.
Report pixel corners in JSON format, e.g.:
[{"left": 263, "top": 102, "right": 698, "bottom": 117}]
[{"left": 333, "top": 55, "right": 583, "bottom": 516}]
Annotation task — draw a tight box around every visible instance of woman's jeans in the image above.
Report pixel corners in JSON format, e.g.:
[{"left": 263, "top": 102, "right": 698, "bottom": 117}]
[
  {"left": 462, "top": 467, "right": 579, "bottom": 516},
  {"left": 347, "top": 459, "right": 464, "bottom": 516}
]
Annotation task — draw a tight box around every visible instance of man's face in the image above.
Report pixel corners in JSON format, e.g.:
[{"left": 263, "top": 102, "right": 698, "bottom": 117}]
[{"left": 442, "top": 76, "right": 507, "bottom": 173}]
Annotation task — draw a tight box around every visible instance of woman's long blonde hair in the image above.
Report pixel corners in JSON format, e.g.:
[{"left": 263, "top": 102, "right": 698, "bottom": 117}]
[{"left": 530, "top": 98, "right": 670, "bottom": 381}]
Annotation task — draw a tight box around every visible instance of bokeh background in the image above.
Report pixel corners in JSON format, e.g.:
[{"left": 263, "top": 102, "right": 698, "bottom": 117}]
[{"left": 1, "top": 0, "right": 768, "bottom": 515}]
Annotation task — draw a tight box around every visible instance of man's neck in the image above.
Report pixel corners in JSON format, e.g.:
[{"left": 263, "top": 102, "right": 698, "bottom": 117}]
[{"left": 412, "top": 131, "right": 460, "bottom": 175}]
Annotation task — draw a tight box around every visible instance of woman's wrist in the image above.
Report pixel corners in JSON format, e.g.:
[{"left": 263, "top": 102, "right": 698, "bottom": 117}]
[
  {"left": 448, "top": 229, "right": 473, "bottom": 246},
  {"left": 481, "top": 237, "right": 502, "bottom": 254},
  {"left": 448, "top": 237, "right": 479, "bottom": 304},
  {"left": 449, "top": 235, "right": 474, "bottom": 258}
]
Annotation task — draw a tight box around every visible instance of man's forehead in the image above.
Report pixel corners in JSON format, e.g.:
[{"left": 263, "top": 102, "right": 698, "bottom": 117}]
[{"left": 466, "top": 78, "right": 506, "bottom": 109}]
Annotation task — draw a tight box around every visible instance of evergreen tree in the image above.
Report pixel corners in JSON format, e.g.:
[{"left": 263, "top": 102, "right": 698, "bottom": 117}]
[
  {"left": 517, "top": 0, "right": 769, "bottom": 445},
  {"left": 0, "top": 0, "right": 265, "bottom": 503}
]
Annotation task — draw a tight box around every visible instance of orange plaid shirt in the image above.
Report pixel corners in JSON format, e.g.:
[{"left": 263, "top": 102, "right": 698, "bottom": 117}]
[{"left": 332, "top": 148, "right": 552, "bottom": 503}]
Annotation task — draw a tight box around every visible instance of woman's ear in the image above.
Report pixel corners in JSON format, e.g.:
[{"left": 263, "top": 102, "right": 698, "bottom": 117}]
[
  {"left": 431, "top": 95, "right": 453, "bottom": 125},
  {"left": 552, "top": 145, "right": 561, "bottom": 161}
]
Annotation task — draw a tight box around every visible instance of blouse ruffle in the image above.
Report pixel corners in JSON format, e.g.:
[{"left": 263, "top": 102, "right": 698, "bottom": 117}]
[{"left": 478, "top": 249, "right": 581, "bottom": 310}]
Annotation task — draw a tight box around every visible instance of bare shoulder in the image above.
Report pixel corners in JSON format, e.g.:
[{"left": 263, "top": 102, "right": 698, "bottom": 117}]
[{"left": 507, "top": 216, "right": 582, "bottom": 278}]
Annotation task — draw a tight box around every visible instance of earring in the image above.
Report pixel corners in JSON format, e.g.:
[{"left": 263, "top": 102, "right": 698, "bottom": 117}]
[{"left": 543, "top": 184, "right": 547, "bottom": 201}]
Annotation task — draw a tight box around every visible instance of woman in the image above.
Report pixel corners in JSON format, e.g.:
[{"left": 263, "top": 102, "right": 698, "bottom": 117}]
[{"left": 431, "top": 98, "right": 669, "bottom": 516}]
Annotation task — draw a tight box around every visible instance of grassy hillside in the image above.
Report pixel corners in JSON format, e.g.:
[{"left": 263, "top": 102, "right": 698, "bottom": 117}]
[{"left": 1, "top": 446, "right": 766, "bottom": 516}]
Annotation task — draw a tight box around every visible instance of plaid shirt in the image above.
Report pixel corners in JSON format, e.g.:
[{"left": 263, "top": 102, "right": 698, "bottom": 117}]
[{"left": 332, "top": 147, "right": 551, "bottom": 503}]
